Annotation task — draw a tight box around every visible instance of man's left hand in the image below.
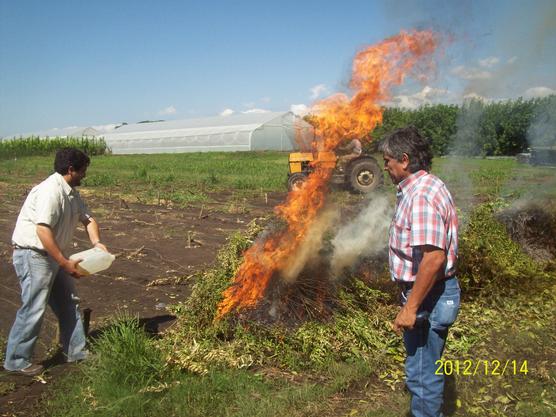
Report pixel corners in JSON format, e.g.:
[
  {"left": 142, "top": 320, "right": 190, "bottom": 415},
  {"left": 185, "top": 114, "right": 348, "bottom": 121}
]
[
  {"left": 393, "top": 305, "right": 417, "bottom": 334},
  {"left": 94, "top": 242, "right": 108, "bottom": 252}
]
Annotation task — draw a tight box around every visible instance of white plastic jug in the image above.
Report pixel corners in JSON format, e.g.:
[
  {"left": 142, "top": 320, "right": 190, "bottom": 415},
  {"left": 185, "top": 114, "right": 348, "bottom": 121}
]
[{"left": 69, "top": 247, "right": 116, "bottom": 275}]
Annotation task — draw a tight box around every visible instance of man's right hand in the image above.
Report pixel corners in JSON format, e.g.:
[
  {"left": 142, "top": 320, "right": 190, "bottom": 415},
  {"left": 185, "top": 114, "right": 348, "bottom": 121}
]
[
  {"left": 37, "top": 224, "right": 86, "bottom": 278},
  {"left": 62, "top": 258, "right": 85, "bottom": 278}
]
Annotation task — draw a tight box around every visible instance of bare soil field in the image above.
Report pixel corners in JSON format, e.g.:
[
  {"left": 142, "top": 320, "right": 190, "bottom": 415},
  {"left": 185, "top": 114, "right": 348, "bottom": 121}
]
[{"left": 0, "top": 188, "right": 284, "bottom": 416}]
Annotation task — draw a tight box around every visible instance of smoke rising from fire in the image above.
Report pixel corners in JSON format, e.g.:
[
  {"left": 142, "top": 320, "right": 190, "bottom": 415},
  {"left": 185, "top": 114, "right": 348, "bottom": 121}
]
[
  {"left": 281, "top": 207, "right": 340, "bottom": 282},
  {"left": 280, "top": 195, "right": 393, "bottom": 283},
  {"left": 330, "top": 195, "right": 392, "bottom": 278},
  {"left": 216, "top": 30, "right": 440, "bottom": 319},
  {"left": 527, "top": 95, "right": 556, "bottom": 148},
  {"left": 450, "top": 98, "right": 483, "bottom": 156}
]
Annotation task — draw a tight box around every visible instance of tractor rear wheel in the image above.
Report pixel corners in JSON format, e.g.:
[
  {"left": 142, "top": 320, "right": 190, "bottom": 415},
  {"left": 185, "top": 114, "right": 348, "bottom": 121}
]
[
  {"left": 287, "top": 173, "right": 307, "bottom": 192},
  {"left": 348, "top": 158, "right": 383, "bottom": 193}
]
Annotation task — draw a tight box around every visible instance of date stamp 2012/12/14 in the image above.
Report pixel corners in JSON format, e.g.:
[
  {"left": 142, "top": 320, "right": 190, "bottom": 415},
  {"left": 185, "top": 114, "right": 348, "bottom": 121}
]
[{"left": 435, "top": 360, "right": 529, "bottom": 376}]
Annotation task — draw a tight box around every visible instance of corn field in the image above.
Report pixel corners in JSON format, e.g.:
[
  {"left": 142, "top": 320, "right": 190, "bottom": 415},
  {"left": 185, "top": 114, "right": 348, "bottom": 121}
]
[{"left": 0, "top": 136, "right": 109, "bottom": 159}]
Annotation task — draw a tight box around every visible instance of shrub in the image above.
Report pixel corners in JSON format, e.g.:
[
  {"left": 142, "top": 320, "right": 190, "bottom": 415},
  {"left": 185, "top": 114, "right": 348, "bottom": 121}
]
[{"left": 366, "top": 96, "right": 555, "bottom": 156}]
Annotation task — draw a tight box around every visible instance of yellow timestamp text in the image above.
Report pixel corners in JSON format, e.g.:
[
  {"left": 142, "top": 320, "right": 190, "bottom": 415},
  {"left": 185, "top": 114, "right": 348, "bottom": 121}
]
[{"left": 435, "top": 359, "right": 529, "bottom": 376}]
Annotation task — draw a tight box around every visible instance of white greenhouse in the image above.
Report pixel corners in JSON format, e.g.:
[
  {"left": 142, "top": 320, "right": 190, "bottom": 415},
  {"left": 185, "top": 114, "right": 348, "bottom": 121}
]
[{"left": 102, "top": 111, "right": 314, "bottom": 154}]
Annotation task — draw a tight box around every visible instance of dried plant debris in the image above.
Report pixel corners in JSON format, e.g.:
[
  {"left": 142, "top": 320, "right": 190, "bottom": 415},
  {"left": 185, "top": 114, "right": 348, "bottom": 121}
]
[{"left": 497, "top": 203, "right": 556, "bottom": 261}]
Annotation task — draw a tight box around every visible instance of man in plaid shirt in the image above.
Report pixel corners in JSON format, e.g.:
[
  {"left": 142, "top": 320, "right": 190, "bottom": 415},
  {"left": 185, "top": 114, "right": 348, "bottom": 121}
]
[{"left": 381, "top": 127, "right": 460, "bottom": 417}]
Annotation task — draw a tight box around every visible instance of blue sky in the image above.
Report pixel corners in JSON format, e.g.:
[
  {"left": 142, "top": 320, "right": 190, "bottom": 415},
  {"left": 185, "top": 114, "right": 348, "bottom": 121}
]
[{"left": 1, "top": 0, "right": 554, "bottom": 137}]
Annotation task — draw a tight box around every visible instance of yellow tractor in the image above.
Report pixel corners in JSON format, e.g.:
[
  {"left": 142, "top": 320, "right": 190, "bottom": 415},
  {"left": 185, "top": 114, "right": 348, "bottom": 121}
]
[{"left": 287, "top": 150, "right": 383, "bottom": 193}]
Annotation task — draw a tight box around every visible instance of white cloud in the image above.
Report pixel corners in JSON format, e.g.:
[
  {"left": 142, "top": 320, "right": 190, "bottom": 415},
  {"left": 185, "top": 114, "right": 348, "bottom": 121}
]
[
  {"left": 260, "top": 97, "right": 271, "bottom": 104},
  {"left": 220, "top": 108, "right": 235, "bottom": 116},
  {"left": 392, "top": 86, "right": 451, "bottom": 109},
  {"left": 507, "top": 56, "right": 518, "bottom": 64},
  {"left": 242, "top": 108, "right": 270, "bottom": 114},
  {"left": 158, "top": 105, "right": 177, "bottom": 116},
  {"left": 451, "top": 65, "right": 492, "bottom": 80},
  {"left": 310, "top": 84, "right": 329, "bottom": 100},
  {"left": 523, "top": 86, "right": 556, "bottom": 99},
  {"left": 290, "top": 104, "right": 309, "bottom": 116},
  {"left": 478, "top": 56, "right": 500, "bottom": 68}
]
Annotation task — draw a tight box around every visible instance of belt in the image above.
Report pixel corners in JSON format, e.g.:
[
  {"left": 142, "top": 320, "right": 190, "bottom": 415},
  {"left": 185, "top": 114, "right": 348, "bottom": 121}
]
[
  {"left": 12, "top": 244, "right": 48, "bottom": 256},
  {"left": 397, "top": 275, "right": 455, "bottom": 290}
]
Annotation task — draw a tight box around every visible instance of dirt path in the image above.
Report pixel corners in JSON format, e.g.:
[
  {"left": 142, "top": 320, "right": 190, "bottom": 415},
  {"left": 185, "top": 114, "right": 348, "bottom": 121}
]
[{"left": 0, "top": 189, "right": 284, "bottom": 416}]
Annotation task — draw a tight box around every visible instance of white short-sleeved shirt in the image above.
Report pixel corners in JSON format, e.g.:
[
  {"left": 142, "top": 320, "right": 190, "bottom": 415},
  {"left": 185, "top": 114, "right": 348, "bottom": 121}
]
[{"left": 12, "top": 173, "right": 91, "bottom": 254}]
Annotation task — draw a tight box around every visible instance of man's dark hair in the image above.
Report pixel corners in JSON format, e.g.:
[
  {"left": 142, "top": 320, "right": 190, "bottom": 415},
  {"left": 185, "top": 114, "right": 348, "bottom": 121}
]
[
  {"left": 54, "top": 148, "right": 90, "bottom": 175},
  {"left": 380, "top": 126, "right": 433, "bottom": 173}
]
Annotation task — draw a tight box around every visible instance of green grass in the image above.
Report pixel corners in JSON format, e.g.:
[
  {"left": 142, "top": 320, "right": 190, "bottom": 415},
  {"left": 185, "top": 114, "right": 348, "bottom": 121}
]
[
  {"left": 46, "top": 361, "right": 379, "bottom": 417},
  {"left": 45, "top": 316, "right": 381, "bottom": 417},
  {"left": 0, "top": 151, "right": 291, "bottom": 206},
  {"left": 2, "top": 152, "right": 556, "bottom": 209},
  {"left": 93, "top": 152, "right": 289, "bottom": 192}
]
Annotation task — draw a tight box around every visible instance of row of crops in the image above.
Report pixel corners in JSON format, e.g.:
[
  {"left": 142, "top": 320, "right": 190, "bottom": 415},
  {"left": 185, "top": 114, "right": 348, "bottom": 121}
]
[{"left": 0, "top": 136, "right": 108, "bottom": 159}]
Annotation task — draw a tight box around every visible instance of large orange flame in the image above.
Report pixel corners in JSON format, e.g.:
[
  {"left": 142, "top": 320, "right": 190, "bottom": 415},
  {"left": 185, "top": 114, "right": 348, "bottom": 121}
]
[{"left": 216, "top": 30, "right": 439, "bottom": 319}]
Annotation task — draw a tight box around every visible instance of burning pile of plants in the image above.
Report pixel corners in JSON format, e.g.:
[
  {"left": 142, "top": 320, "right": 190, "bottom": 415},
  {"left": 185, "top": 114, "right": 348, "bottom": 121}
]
[
  {"left": 228, "top": 202, "right": 392, "bottom": 327},
  {"left": 162, "top": 217, "right": 401, "bottom": 375}
]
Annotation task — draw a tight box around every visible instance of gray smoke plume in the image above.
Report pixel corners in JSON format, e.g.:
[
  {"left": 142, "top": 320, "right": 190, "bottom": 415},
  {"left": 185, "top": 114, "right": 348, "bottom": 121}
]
[
  {"left": 442, "top": 98, "right": 484, "bottom": 211},
  {"left": 527, "top": 95, "right": 556, "bottom": 148},
  {"left": 281, "top": 206, "right": 340, "bottom": 283},
  {"left": 330, "top": 194, "right": 392, "bottom": 278},
  {"left": 450, "top": 98, "right": 485, "bottom": 156}
]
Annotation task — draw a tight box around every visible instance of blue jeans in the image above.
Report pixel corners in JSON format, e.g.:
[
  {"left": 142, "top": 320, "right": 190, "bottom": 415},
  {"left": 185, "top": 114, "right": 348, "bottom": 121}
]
[
  {"left": 402, "top": 277, "right": 460, "bottom": 417},
  {"left": 4, "top": 249, "right": 88, "bottom": 371}
]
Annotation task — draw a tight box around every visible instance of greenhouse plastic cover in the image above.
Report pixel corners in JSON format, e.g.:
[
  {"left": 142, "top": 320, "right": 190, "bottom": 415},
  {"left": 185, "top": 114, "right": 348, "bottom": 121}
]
[{"left": 103, "top": 111, "right": 313, "bottom": 154}]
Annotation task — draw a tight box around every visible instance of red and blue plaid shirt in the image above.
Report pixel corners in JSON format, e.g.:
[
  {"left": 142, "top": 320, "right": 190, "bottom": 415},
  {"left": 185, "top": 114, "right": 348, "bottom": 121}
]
[{"left": 389, "top": 170, "right": 458, "bottom": 282}]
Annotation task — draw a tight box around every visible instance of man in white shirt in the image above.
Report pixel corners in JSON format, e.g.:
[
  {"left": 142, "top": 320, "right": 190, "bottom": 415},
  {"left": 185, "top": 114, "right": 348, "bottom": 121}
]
[{"left": 4, "top": 148, "right": 108, "bottom": 376}]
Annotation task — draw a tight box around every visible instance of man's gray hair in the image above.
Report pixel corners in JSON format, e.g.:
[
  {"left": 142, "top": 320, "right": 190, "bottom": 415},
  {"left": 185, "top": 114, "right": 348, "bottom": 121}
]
[{"left": 380, "top": 126, "right": 433, "bottom": 173}]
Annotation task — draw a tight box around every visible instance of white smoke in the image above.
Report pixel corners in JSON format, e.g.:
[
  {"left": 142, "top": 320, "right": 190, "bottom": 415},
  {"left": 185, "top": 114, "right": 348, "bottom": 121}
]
[
  {"left": 329, "top": 194, "right": 392, "bottom": 278},
  {"left": 450, "top": 97, "right": 485, "bottom": 156},
  {"left": 526, "top": 95, "right": 556, "bottom": 148},
  {"left": 281, "top": 206, "right": 340, "bottom": 283}
]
